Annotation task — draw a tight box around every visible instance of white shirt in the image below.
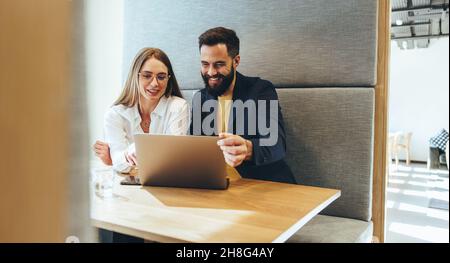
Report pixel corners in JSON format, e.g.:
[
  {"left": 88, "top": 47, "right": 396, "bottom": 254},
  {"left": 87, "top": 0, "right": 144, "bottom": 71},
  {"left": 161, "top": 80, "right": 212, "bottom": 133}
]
[{"left": 104, "top": 95, "right": 190, "bottom": 173}]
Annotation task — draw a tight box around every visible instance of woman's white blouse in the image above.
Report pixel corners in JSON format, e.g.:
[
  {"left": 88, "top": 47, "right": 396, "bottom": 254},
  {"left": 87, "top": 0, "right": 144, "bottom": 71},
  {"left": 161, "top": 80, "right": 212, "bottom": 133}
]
[{"left": 104, "top": 95, "right": 190, "bottom": 173}]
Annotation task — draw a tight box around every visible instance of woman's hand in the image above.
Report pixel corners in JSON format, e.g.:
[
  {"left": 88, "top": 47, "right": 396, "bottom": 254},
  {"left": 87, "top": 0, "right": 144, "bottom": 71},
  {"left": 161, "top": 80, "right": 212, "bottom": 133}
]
[
  {"left": 93, "top": 140, "right": 112, "bottom": 166},
  {"left": 124, "top": 151, "right": 138, "bottom": 166}
]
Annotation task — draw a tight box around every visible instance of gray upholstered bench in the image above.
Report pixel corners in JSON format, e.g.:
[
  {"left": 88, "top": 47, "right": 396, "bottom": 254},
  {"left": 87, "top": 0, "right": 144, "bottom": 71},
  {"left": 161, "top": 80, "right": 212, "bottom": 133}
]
[
  {"left": 287, "top": 215, "right": 373, "bottom": 243},
  {"left": 279, "top": 88, "right": 374, "bottom": 243}
]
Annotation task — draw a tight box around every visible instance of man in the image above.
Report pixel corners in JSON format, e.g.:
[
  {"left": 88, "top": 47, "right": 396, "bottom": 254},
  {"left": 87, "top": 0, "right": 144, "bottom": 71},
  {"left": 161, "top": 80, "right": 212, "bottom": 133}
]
[{"left": 190, "top": 27, "right": 295, "bottom": 184}]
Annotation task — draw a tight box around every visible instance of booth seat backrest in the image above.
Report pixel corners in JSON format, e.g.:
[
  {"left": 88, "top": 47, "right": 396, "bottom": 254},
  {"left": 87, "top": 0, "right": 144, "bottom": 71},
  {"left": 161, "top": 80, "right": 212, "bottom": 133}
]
[{"left": 278, "top": 88, "right": 374, "bottom": 221}]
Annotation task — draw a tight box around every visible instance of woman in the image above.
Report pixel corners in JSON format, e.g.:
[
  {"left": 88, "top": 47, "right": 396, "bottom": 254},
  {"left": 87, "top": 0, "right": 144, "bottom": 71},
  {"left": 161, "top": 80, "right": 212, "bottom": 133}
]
[{"left": 93, "top": 48, "right": 189, "bottom": 173}]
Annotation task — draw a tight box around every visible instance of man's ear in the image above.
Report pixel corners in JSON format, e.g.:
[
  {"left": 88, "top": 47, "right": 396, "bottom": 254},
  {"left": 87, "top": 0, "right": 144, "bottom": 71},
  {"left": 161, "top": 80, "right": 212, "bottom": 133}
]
[{"left": 233, "top": 55, "right": 240, "bottom": 68}]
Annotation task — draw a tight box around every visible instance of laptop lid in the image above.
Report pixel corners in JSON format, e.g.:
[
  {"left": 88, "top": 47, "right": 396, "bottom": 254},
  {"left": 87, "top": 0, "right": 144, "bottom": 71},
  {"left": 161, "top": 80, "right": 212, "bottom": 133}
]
[{"left": 134, "top": 134, "right": 229, "bottom": 190}]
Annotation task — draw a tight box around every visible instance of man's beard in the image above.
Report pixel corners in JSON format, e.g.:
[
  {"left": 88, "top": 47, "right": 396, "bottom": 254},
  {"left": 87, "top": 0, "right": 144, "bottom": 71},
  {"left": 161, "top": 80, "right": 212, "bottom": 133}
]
[{"left": 201, "top": 65, "right": 235, "bottom": 97}]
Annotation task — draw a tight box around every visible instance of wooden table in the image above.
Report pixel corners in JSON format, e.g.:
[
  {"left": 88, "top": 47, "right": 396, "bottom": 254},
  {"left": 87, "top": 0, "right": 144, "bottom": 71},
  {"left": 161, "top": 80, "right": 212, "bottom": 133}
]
[{"left": 91, "top": 169, "right": 340, "bottom": 243}]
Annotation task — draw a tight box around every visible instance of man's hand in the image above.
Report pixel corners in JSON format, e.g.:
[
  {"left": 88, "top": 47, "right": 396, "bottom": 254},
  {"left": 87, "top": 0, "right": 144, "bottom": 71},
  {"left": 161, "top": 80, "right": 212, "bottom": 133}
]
[
  {"left": 217, "top": 133, "right": 253, "bottom": 167},
  {"left": 93, "top": 140, "right": 112, "bottom": 166}
]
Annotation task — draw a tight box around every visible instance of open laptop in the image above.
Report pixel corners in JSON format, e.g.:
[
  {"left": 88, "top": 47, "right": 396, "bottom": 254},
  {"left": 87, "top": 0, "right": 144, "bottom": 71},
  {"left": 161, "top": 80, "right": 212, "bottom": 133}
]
[{"left": 134, "top": 134, "right": 229, "bottom": 190}]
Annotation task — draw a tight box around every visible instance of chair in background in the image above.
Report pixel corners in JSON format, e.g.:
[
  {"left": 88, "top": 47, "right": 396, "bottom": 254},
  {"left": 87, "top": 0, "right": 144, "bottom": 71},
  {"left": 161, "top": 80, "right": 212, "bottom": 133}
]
[
  {"left": 427, "top": 129, "right": 449, "bottom": 170},
  {"left": 446, "top": 141, "right": 449, "bottom": 170},
  {"left": 392, "top": 132, "right": 412, "bottom": 166}
]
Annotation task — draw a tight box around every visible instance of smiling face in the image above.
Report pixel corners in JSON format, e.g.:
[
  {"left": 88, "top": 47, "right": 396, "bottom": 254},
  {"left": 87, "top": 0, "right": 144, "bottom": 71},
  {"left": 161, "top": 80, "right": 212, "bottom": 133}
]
[
  {"left": 200, "top": 43, "right": 239, "bottom": 97},
  {"left": 138, "top": 57, "right": 169, "bottom": 102}
]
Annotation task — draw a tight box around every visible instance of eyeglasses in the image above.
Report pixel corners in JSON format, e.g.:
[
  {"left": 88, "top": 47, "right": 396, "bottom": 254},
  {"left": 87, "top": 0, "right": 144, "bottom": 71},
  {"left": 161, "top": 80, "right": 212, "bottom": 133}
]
[{"left": 138, "top": 72, "right": 170, "bottom": 84}]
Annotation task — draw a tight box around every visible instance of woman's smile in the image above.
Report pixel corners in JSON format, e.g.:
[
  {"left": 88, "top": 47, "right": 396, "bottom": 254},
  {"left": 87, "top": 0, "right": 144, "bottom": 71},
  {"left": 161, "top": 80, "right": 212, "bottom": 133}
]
[{"left": 145, "top": 88, "right": 161, "bottom": 97}]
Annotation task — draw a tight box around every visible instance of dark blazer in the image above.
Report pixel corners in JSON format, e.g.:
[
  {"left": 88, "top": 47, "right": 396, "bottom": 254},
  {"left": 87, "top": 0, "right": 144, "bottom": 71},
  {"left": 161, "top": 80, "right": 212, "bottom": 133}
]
[{"left": 190, "top": 72, "right": 295, "bottom": 184}]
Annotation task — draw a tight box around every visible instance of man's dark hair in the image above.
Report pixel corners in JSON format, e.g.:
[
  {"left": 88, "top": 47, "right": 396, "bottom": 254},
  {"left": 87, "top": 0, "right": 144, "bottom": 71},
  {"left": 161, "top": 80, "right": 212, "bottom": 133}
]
[{"left": 198, "top": 27, "right": 240, "bottom": 58}]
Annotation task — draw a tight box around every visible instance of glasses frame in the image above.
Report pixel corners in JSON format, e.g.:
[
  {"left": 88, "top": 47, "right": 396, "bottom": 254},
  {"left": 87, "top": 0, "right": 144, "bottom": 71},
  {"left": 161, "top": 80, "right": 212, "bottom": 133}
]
[{"left": 138, "top": 72, "right": 171, "bottom": 84}]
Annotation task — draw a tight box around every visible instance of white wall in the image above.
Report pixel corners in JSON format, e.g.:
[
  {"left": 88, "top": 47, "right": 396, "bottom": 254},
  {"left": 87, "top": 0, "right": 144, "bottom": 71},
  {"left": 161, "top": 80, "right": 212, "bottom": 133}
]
[
  {"left": 389, "top": 38, "right": 449, "bottom": 162},
  {"left": 85, "top": 0, "right": 124, "bottom": 158}
]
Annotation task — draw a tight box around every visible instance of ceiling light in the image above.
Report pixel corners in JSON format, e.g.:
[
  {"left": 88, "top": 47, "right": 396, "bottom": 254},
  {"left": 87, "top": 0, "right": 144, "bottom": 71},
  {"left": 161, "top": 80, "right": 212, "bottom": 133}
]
[{"left": 396, "top": 19, "right": 403, "bottom": 26}]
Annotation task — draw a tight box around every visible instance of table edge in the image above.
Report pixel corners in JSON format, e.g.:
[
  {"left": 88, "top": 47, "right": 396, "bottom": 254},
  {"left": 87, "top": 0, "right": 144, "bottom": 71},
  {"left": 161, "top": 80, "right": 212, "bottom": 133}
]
[{"left": 271, "top": 190, "right": 341, "bottom": 243}]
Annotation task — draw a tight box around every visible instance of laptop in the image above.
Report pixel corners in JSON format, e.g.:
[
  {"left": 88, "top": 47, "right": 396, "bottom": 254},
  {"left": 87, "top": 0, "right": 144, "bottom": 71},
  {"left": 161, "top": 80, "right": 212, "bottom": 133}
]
[{"left": 134, "top": 134, "right": 229, "bottom": 190}]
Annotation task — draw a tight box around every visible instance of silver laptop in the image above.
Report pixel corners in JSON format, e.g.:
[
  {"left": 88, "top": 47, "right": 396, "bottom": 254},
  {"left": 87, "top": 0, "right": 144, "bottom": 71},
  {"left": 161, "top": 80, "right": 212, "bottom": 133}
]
[{"left": 134, "top": 134, "right": 229, "bottom": 190}]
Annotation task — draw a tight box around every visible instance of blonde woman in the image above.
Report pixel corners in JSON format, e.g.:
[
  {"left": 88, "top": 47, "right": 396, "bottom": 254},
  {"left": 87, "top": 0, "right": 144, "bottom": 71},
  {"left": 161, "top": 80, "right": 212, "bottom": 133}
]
[{"left": 94, "top": 48, "right": 189, "bottom": 173}]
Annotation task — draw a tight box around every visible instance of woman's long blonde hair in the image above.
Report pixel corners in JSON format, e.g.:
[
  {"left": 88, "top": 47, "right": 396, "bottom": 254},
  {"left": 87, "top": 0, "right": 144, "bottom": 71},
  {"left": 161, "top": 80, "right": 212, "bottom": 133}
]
[{"left": 114, "top": 48, "right": 183, "bottom": 107}]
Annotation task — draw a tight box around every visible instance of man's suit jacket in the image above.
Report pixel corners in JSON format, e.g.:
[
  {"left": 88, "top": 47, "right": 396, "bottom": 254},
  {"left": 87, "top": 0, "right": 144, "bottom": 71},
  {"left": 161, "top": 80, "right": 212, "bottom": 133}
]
[{"left": 190, "top": 72, "right": 295, "bottom": 184}]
